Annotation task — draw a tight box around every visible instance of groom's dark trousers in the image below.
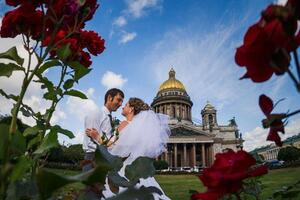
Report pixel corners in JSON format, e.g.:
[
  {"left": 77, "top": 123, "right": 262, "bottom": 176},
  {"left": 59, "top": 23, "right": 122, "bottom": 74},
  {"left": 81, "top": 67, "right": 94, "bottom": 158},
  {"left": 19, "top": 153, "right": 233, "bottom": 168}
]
[{"left": 82, "top": 152, "right": 95, "bottom": 172}]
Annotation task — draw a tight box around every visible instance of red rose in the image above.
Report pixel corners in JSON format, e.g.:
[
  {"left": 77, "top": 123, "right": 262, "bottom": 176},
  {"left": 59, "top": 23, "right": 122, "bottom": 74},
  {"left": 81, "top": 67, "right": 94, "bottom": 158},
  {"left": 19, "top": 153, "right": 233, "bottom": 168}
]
[
  {"left": 191, "top": 190, "right": 224, "bottom": 200},
  {"left": 286, "top": 0, "right": 300, "bottom": 20},
  {"left": 42, "top": 29, "right": 67, "bottom": 47},
  {"left": 5, "top": 0, "right": 45, "bottom": 7},
  {"left": 191, "top": 150, "right": 268, "bottom": 200},
  {"left": 0, "top": 3, "right": 43, "bottom": 39},
  {"left": 81, "top": 0, "right": 98, "bottom": 22},
  {"left": 5, "top": 0, "right": 22, "bottom": 7},
  {"left": 235, "top": 4, "right": 299, "bottom": 83},
  {"left": 80, "top": 30, "right": 105, "bottom": 56},
  {"left": 249, "top": 165, "right": 268, "bottom": 177},
  {"left": 79, "top": 51, "right": 92, "bottom": 68},
  {"left": 259, "top": 94, "right": 286, "bottom": 146}
]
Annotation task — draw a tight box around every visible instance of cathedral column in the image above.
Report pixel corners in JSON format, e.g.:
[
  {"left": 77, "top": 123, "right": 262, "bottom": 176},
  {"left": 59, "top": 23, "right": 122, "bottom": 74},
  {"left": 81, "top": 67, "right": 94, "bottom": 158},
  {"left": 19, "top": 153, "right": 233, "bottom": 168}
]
[
  {"left": 183, "top": 143, "right": 187, "bottom": 167},
  {"left": 165, "top": 104, "right": 168, "bottom": 115},
  {"left": 201, "top": 143, "right": 206, "bottom": 167},
  {"left": 169, "top": 146, "right": 173, "bottom": 167},
  {"left": 186, "top": 105, "right": 188, "bottom": 120},
  {"left": 208, "top": 144, "right": 213, "bottom": 166},
  {"left": 187, "top": 106, "right": 189, "bottom": 120},
  {"left": 165, "top": 149, "right": 168, "bottom": 163},
  {"left": 211, "top": 144, "right": 214, "bottom": 165},
  {"left": 207, "top": 144, "right": 210, "bottom": 166},
  {"left": 192, "top": 143, "right": 196, "bottom": 167},
  {"left": 174, "top": 143, "right": 178, "bottom": 167}
]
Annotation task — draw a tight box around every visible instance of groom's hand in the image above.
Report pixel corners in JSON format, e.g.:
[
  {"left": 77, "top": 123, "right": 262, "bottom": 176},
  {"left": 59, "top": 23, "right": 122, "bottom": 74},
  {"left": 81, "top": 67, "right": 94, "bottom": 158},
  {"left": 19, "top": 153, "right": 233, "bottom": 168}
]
[{"left": 86, "top": 128, "right": 99, "bottom": 140}]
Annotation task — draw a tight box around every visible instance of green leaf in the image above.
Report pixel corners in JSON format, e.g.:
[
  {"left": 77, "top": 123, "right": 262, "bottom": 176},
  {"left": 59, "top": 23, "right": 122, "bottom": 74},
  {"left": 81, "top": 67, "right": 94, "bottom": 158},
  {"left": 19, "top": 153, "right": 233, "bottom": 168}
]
[
  {"left": 36, "top": 59, "right": 61, "bottom": 74},
  {"left": 107, "top": 171, "right": 135, "bottom": 188},
  {"left": 65, "top": 89, "right": 88, "bottom": 99},
  {"left": 81, "top": 164, "right": 111, "bottom": 185},
  {"left": 36, "top": 169, "right": 75, "bottom": 199},
  {"left": 68, "top": 61, "right": 92, "bottom": 80},
  {"left": 11, "top": 129, "right": 27, "bottom": 156},
  {"left": 125, "top": 157, "right": 156, "bottom": 181},
  {"left": 106, "top": 186, "right": 163, "bottom": 200},
  {"left": 35, "top": 74, "right": 54, "bottom": 92},
  {"left": 10, "top": 156, "right": 32, "bottom": 182},
  {"left": 56, "top": 44, "right": 71, "bottom": 60},
  {"left": 0, "top": 46, "right": 24, "bottom": 65},
  {"left": 23, "top": 126, "right": 40, "bottom": 137},
  {"left": 0, "top": 63, "right": 24, "bottom": 77},
  {"left": 27, "top": 134, "right": 42, "bottom": 150},
  {"left": 0, "top": 88, "right": 19, "bottom": 101},
  {"left": 34, "top": 129, "right": 59, "bottom": 155},
  {"left": 63, "top": 79, "right": 74, "bottom": 90},
  {"left": 37, "top": 163, "right": 110, "bottom": 199},
  {"left": 6, "top": 178, "right": 39, "bottom": 200},
  {"left": 52, "top": 125, "right": 75, "bottom": 139},
  {"left": 43, "top": 91, "right": 57, "bottom": 101},
  {"left": 20, "top": 106, "right": 31, "bottom": 117},
  {"left": 95, "top": 145, "right": 124, "bottom": 171},
  {"left": 0, "top": 123, "right": 9, "bottom": 160}
]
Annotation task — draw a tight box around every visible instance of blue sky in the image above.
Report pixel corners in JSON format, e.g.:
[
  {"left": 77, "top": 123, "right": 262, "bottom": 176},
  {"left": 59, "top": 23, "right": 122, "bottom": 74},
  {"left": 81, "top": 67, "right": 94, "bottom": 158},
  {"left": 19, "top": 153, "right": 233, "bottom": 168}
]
[{"left": 0, "top": 0, "right": 299, "bottom": 151}]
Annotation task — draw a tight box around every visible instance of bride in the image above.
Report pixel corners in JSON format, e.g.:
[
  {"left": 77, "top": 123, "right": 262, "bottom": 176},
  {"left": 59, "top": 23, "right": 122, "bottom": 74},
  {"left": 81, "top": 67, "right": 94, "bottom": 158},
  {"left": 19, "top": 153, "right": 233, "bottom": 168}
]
[{"left": 86, "top": 97, "right": 171, "bottom": 200}]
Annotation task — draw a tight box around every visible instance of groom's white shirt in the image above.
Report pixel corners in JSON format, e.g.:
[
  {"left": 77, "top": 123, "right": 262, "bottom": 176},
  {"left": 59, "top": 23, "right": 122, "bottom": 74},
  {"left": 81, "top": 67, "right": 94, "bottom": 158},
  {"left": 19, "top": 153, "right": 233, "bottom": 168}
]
[{"left": 83, "top": 106, "right": 112, "bottom": 152}]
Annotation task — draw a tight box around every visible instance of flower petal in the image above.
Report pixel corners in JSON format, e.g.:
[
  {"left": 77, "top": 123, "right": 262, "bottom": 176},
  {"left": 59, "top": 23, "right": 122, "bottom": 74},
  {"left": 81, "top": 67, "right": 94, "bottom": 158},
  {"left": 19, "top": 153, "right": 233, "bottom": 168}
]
[{"left": 259, "top": 94, "right": 274, "bottom": 115}]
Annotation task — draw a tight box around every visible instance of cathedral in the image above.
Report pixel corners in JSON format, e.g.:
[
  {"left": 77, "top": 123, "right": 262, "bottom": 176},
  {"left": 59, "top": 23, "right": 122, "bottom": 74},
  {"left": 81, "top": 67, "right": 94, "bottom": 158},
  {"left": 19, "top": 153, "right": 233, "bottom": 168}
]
[{"left": 151, "top": 68, "right": 243, "bottom": 168}]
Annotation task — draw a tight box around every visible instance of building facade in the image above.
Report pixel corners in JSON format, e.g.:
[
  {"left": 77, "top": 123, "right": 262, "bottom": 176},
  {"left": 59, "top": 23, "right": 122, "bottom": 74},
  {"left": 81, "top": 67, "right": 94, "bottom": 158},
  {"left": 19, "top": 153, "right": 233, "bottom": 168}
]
[
  {"left": 251, "top": 133, "right": 300, "bottom": 161},
  {"left": 151, "top": 68, "right": 243, "bottom": 168}
]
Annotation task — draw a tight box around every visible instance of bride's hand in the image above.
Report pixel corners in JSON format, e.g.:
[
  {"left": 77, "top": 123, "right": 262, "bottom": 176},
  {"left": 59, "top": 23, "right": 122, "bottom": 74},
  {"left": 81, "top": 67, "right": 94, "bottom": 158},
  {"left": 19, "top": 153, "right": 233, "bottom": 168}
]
[
  {"left": 117, "top": 121, "right": 129, "bottom": 132},
  {"left": 85, "top": 128, "right": 99, "bottom": 141}
]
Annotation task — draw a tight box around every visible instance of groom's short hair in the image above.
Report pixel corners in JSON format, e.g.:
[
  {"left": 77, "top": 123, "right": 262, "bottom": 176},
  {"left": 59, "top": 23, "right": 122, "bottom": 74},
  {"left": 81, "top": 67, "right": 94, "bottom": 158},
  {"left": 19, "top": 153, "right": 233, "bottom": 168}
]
[{"left": 105, "top": 88, "right": 124, "bottom": 103}]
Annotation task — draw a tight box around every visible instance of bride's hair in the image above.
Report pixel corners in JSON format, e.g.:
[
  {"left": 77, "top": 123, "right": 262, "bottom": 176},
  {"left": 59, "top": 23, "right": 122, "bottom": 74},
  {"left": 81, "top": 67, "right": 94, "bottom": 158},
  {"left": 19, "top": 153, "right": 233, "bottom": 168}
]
[{"left": 128, "top": 97, "right": 150, "bottom": 115}]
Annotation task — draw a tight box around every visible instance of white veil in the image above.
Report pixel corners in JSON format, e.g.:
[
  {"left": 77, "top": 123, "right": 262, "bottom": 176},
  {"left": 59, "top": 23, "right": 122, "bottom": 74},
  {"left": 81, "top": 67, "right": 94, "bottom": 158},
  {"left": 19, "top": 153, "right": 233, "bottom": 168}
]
[{"left": 110, "top": 110, "right": 171, "bottom": 159}]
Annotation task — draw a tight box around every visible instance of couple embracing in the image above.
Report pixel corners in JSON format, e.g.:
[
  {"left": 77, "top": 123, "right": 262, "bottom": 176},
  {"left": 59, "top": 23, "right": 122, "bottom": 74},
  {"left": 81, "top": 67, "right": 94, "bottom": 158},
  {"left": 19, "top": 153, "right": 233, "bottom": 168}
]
[{"left": 82, "top": 88, "right": 171, "bottom": 199}]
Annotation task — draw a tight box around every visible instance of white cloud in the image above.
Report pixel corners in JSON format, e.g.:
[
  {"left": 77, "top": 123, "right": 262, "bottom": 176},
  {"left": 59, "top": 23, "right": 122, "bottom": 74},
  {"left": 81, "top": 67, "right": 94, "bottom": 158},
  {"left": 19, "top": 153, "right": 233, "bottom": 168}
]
[
  {"left": 0, "top": 18, "right": 64, "bottom": 126},
  {"left": 113, "top": 16, "right": 127, "bottom": 27},
  {"left": 57, "top": 88, "right": 101, "bottom": 145},
  {"left": 71, "top": 131, "right": 85, "bottom": 145},
  {"left": 145, "top": 21, "right": 257, "bottom": 115},
  {"left": 111, "top": 0, "right": 162, "bottom": 44},
  {"left": 66, "top": 91, "right": 99, "bottom": 122},
  {"left": 101, "top": 71, "right": 128, "bottom": 89},
  {"left": 86, "top": 88, "right": 95, "bottom": 98},
  {"left": 119, "top": 31, "right": 137, "bottom": 44},
  {"left": 243, "top": 118, "right": 300, "bottom": 151},
  {"left": 275, "top": 0, "right": 287, "bottom": 5},
  {"left": 126, "top": 0, "right": 162, "bottom": 18}
]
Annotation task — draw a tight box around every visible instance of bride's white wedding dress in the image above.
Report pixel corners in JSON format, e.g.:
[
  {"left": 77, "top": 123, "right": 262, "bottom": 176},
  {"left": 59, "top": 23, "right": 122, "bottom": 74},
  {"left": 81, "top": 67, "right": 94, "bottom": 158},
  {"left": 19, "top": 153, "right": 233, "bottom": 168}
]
[{"left": 102, "top": 110, "right": 171, "bottom": 200}]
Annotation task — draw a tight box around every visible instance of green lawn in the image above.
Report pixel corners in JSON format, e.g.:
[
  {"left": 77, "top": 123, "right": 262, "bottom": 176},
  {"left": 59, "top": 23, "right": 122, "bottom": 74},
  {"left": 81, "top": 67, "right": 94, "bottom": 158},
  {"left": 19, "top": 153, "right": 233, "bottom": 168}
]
[{"left": 51, "top": 167, "right": 300, "bottom": 200}]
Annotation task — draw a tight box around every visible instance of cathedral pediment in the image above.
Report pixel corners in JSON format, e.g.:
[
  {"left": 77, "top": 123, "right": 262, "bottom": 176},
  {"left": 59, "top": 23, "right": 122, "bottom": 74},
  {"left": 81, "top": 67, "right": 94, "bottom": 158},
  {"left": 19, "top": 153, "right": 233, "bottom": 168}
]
[{"left": 170, "top": 124, "right": 211, "bottom": 137}]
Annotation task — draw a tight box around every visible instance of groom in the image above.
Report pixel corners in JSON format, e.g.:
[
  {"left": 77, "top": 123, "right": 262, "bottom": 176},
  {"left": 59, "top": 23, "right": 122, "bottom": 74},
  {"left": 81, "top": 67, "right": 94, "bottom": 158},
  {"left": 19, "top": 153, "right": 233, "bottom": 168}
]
[{"left": 82, "top": 88, "right": 124, "bottom": 172}]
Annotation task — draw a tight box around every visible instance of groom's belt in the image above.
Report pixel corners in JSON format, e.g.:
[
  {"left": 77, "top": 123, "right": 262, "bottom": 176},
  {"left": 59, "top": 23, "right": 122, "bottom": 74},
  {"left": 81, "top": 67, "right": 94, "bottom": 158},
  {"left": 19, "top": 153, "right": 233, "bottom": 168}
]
[{"left": 81, "top": 152, "right": 96, "bottom": 169}]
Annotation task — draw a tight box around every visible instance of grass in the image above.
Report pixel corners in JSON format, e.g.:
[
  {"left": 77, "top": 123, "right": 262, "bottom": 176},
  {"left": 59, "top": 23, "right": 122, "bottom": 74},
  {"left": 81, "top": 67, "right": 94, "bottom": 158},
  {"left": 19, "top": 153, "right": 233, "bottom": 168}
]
[{"left": 50, "top": 167, "right": 300, "bottom": 200}]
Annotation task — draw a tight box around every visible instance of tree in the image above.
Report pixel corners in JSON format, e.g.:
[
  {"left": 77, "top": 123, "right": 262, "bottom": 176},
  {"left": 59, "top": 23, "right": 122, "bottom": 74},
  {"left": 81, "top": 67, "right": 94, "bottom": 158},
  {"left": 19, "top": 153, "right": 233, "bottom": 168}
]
[
  {"left": 278, "top": 146, "right": 300, "bottom": 162},
  {"left": 154, "top": 160, "right": 169, "bottom": 170}
]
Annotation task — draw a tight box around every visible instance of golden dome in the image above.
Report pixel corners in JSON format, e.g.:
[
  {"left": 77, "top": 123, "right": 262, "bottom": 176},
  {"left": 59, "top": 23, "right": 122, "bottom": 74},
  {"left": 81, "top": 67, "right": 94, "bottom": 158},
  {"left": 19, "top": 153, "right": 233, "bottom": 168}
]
[{"left": 158, "top": 68, "right": 186, "bottom": 92}]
